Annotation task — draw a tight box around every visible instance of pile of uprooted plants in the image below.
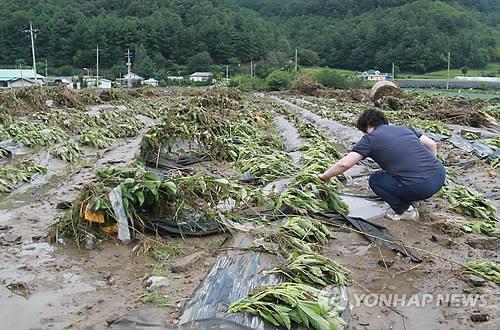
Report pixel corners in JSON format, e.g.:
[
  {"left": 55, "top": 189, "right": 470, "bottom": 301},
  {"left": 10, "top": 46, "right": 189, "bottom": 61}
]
[
  {"left": 51, "top": 88, "right": 500, "bottom": 328},
  {"left": 44, "top": 87, "right": 359, "bottom": 329},
  {"left": 0, "top": 86, "right": 175, "bottom": 191}
]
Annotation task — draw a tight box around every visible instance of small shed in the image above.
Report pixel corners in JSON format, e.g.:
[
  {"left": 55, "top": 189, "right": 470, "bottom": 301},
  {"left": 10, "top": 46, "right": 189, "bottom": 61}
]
[
  {"left": 98, "top": 79, "right": 112, "bottom": 89},
  {"left": 0, "top": 69, "right": 45, "bottom": 87},
  {"left": 6, "top": 78, "right": 38, "bottom": 88},
  {"left": 189, "top": 72, "right": 213, "bottom": 82},
  {"left": 144, "top": 78, "right": 159, "bottom": 87}
]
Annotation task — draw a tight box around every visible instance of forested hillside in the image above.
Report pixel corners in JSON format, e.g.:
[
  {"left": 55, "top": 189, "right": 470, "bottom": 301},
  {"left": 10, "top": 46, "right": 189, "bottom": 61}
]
[
  {"left": 0, "top": 0, "right": 282, "bottom": 75},
  {"left": 0, "top": 0, "right": 498, "bottom": 75},
  {"left": 237, "top": 0, "right": 500, "bottom": 72}
]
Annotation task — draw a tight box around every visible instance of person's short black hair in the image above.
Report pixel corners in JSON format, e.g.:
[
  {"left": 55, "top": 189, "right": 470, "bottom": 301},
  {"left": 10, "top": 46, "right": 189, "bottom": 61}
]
[{"left": 356, "top": 108, "right": 389, "bottom": 133}]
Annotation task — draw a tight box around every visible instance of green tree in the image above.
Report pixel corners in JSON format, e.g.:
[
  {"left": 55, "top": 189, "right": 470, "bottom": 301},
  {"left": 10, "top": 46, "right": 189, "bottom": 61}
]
[
  {"left": 187, "top": 51, "right": 213, "bottom": 73},
  {"left": 266, "top": 70, "right": 294, "bottom": 91},
  {"left": 299, "top": 49, "right": 320, "bottom": 66},
  {"left": 461, "top": 66, "right": 469, "bottom": 75}
]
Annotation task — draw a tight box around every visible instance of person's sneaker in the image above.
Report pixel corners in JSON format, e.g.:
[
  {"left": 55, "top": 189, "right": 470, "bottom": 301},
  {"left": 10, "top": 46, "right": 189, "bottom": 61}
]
[{"left": 385, "top": 206, "right": 419, "bottom": 221}]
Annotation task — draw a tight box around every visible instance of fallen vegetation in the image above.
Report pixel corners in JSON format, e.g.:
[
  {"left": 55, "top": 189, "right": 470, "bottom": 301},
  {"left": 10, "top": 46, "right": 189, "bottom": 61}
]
[
  {"left": 439, "top": 185, "right": 497, "bottom": 220},
  {"left": 228, "top": 282, "right": 345, "bottom": 330}
]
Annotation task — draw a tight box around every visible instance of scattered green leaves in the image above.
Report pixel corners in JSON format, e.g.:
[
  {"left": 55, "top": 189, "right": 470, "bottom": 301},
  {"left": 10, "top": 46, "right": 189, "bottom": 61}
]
[
  {"left": 228, "top": 282, "right": 345, "bottom": 330},
  {"left": 462, "top": 261, "right": 500, "bottom": 283},
  {"left": 51, "top": 141, "right": 84, "bottom": 162},
  {"left": 439, "top": 185, "right": 496, "bottom": 220},
  {"left": 274, "top": 252, "right": 351, "bottom": 286},
  {"left": 0, "top": 160, "right": 47, "bottom": 193}
]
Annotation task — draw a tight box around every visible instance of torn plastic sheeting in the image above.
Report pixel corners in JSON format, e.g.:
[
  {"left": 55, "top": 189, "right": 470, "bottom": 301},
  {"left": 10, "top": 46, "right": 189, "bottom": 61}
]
[
  {"left": 0, "top": 147, "right": 13, "bottom": 163},
  {"left": 109, "top": 186, "right": 131, "bottom": 243},
  {"left": 142, "top": 213, "right": 224, "bottom": 237},
  {"left": 487, "top": 149, "right": 500, "bottom": 161},
  {"left": 320, "top": 213, "right": 422, "bottom": 263},
  {"left": 109, "top": 304, "right": 254, "bottom": 330},
  {"left": 145, "top": 154, "right": 207, "bottom": 170},
  {"left": 179, "top": 232, "right": 352, "bottom": 329},
  {"left": 448, "top": 135, "right": 495, "bottom": 159},
  {"left": 179, "top": 242, "right": 281, "bottom": 328}
]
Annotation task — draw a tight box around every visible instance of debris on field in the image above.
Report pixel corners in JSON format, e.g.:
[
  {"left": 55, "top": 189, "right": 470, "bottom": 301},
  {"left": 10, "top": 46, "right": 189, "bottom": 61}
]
[
  {"left": 79, "top": 128, "right": 114, "bottom": 149},
  {"left": 170, "top": 251, "right": 208, "bottom": 273},
  {"left": 272, "top": 252, "right": 351, "bottom": 286},
  {"left": 109, "top": 186, "right": 131, "bottom": 243},
  {"left": 0, "top": 160, "right": 47, "bottom": 193},
  {"left": 370, "top": 81, "right": 403, "bottom": 105},
  {"left": 458, "top": 220, "right": 500, "bottom": 238},
  {"left": 470, "top": 313, "right": 490, "bottom": 323},
  {"left": 462, "top": 261, "right": 500, "bottom": 283},
  {"left": 138, "top": 291, "right": 174, "bottom": 307},
  {"left": 439, "top": 185, "right": 497, "bottom": 220},
  {"left": 145, "top": 276, "right": 171, "bottom": 291},
  {"left": 6, "top": 282, "right": 30, "bottom": 298},
  {"left": 228, "top": 282, "right": 345, "bottom": 330},
  {"left": 289, "top": 74, "right": 326, "bottom": 96}
]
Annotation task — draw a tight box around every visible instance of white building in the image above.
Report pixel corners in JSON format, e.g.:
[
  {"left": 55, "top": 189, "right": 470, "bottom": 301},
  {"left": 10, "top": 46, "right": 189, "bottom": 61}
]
[
  {"left": 361, "top": 70, "right": 392, "bottom": 81},
  {"left": 98, "top": 79, "right": 112, "bottom": 89},
  {"left": 144, "top": 78, "right": 159, "bottom": 87},
  {"left": 0, "top": 69, "right": 45, "bottom": 88},
  {"left": 189, "top": 72, "right": 213, "bottom": 82}
]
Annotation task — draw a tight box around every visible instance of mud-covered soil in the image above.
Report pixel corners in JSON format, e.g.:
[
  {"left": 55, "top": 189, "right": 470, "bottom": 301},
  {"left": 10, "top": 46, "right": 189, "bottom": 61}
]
[{"left": 1, "top": 89, "right": 499, "bottom": 330}]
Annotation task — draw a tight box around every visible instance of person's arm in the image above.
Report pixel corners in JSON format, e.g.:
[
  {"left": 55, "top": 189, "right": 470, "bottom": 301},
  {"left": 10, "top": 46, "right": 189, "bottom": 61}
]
[
  {"left": 319, "top": 152, "right": 364, "bottom": 182},
  {"left": 419, "top": 135, "right": 437, "bottom": 156}
]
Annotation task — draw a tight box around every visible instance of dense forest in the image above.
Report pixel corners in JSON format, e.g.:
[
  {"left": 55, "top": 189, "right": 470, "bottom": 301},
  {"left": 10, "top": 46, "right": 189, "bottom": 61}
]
[{"left": 0, "top": 0, "right": 498, "bottom": 77}]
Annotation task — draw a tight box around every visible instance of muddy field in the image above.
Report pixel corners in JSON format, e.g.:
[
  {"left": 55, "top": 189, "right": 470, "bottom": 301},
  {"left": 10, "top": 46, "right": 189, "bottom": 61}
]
[{"left": 0, "top": 86, "right": 499, "bottom": 330}]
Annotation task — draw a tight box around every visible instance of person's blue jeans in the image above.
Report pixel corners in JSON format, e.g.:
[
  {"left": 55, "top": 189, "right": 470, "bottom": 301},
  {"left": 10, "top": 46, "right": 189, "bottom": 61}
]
[{"left": 368, "top": 166, "right": 446, "bottom": 214}]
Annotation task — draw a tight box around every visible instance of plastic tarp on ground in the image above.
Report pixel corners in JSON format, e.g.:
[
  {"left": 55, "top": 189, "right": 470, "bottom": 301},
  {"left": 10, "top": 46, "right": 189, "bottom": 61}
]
[{"left": 179, "top": 232, "right": 352, "bottom": 329}]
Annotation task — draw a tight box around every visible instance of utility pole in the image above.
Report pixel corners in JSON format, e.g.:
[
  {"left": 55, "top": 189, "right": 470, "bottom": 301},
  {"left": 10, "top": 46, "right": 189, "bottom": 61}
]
[
  {"left": 225, "top": 65, "right": 229, "bottom": 79},
  {"left": 23, "top": 21, "right": 39, "bottom": 84},
  {"left": 20, "top": 63, "right": 24, "bottom": 88},
  {"left": 125, "top": 49, "right": 132, "bottom": 88},
  {"left": 392, "top": 62, "right": 395, "bottom": 79},
  {"left": 95, "top": 44, "right": 100, "bottom": 87},
  {"left": 45, "top": 58, "right": 48, "bottom": 77},
  {"left": 250, "top": 60, "right": 253, "bottom": 78},
  {"left": 446, "top": 51, "right": 451, "bottom": 90},
  {"left": 295, "top": 48, "right": 298, "bottom": 71}
]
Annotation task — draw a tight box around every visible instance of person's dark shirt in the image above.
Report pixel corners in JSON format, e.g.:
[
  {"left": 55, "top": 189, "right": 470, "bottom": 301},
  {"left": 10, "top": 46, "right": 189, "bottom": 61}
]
[{"left": 352, "top": 124, "right": 444, "bottom": 185}]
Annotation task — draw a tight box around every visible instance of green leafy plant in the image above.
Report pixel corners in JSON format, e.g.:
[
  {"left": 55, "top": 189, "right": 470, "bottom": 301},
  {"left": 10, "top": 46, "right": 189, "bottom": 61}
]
[
  {"left": 490, "top": 158, "right": 500, "bottom": 169},
  {"left": 408, "top": 118, "right": 452, "bottom": 136},
  {"left": 463, "top": 132, "right": 480, "bottom": 140},
  {"left": 79, "top": 128, "right": 114, "bottom": 148},
  {"left": 138, "top": 291, "right": 174, "bottom": 307},
  {"left": 439, "top": 185, "right": 496, "bottom": 220},
  {"left": 458, "top": 220, "right": 500, "bottom": 238},
  {"left": 51, "top": 141, "right": 84, "bottom": 162},
  {"left": 485, "top": 136, "right": 500, "bottom": 150},
  {"left": 228, "top": 282, "right": 345, "bottom": 330},
  {"left": 462, "top": 261, "right": 500, "bottom": 283},
  {"left": 0, "top": 160, "right": 47, "bottom": 193},
  {"left": 237, "top": 151, "right": 296, "bottom": 183},
  {"left": 8, "top": 121, "right": 68, "bottom": 147},
  {"left": 273, "top": 252, "right": 351, "bottom": 286}
]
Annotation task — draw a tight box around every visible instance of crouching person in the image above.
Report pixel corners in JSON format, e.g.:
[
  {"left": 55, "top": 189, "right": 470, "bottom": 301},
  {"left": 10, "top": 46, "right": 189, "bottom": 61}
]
[{"left": 319, "top": 108, "right": 446, "bottom": 220}]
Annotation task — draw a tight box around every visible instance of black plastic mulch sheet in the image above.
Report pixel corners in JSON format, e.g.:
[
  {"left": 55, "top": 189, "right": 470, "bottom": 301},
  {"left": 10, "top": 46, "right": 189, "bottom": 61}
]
[
  {"left": 109, "top": 305, "right": 253, "bottom": 330},
  {"left": 318, "top": 213, "right": 423, "bottom": 263}
]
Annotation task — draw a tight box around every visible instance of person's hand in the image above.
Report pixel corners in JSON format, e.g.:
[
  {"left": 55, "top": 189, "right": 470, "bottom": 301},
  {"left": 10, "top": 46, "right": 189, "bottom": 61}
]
[{"left": 318, "top": 173, "right": 330, "bottom": 182}]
